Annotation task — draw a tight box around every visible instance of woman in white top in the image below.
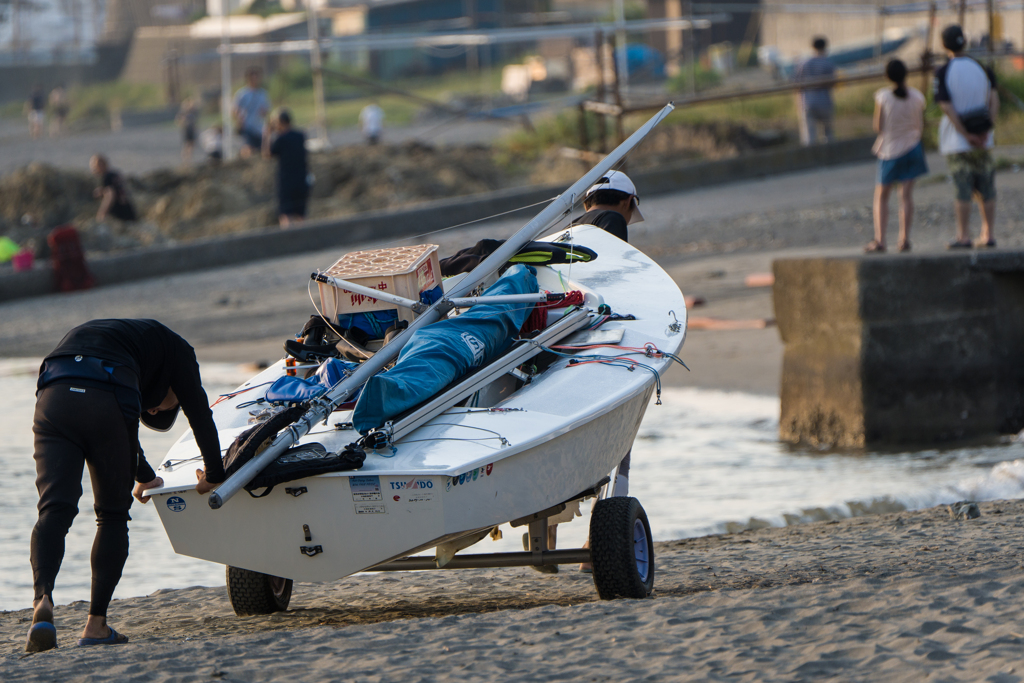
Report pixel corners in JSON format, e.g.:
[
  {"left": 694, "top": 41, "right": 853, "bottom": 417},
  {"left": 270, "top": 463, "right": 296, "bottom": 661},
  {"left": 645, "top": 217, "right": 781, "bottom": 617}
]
[{"left": 867, "top": 59, "right": 929, "bottom": 253}]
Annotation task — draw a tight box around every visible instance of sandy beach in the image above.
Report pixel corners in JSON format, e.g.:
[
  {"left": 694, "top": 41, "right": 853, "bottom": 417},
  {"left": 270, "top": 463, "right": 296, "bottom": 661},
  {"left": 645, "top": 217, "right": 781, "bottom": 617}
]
[
  {"left": 3, "top": 499, "right": 1023, "bottom": 680},
  {"left": 4, "top": 153, "right": 1024, "bottom": 679}
]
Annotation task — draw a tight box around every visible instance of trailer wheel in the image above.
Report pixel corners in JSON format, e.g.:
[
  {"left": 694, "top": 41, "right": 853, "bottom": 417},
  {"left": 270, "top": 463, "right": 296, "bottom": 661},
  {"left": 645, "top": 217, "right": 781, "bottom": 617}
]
[
  {"left": 589, "top": 497, "right": 654, "bottom": 600},
  {"left": 225, "top": 566, "right": 293, "bottom": 615}
]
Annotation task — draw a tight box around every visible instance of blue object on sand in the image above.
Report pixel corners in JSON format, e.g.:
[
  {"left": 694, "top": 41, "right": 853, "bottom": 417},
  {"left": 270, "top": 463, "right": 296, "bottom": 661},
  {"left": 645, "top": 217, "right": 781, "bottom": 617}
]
[
  {"left": 25, "top": 621, "right": 58, "bottom": 652},
  {"left": 77, "top": 626, "right": 128, "bottom": 647}
]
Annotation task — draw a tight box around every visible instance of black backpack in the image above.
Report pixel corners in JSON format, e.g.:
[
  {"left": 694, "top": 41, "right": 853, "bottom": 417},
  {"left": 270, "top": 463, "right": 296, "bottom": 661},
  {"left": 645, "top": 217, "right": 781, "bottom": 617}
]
[{"left": 222, "top": 407, "right": 365, "bottom": 497}]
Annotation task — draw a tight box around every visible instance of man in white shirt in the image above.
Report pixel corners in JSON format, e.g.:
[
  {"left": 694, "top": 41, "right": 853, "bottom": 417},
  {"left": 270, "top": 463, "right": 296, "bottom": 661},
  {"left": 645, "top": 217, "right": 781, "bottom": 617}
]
[
  {"left": 359, "top": 102, "right": 384, "bottom": 145},
  {"left": 933, "top": 25, "right": 999, "bottom": 248}
]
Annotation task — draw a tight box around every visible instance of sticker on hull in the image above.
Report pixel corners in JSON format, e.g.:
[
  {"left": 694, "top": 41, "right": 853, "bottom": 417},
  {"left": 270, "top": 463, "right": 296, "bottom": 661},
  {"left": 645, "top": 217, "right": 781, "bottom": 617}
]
[
  {"left": 355, "top": 503, "right": 387, "bottom": 514},
  {"left": 445, "top": 463, "right": 494, "bottom": 491},
  {"left": 350, "top": 476, "right": 382, "bottom": 501},
  {"left": 405, "top": 491, "right": 436, "bottom": 504}
]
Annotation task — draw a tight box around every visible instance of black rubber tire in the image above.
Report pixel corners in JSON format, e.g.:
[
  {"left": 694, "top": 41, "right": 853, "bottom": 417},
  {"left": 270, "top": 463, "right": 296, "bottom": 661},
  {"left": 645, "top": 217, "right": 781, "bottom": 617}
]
[
  {"left": 590, "top": 497, "right": 655, "bottom": 600},
  {"left": 225, "top": 566, "right": 293, "bottom": 616}
]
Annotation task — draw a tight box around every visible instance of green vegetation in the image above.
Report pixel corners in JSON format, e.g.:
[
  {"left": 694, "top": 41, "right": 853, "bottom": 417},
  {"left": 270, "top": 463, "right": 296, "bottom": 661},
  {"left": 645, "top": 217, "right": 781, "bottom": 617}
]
[
  {"left": 266, "top": 57, "right": 506, "bottom": 128},
  {"left": 666, "top": 64, "right": 723, "bottom": 94},
  {"left": 245, "top": 0, "right": 287, "bottom": 17},
  {"left": 0, "top": 100, "right": 23, "bottom": 118},
  {"left": 495, "top": 110, "right": 615, "bottom": 170},
  {"left": 994, "top": 70, "right": 1024, "bottom": 146},
  {"left": 599, "top": 1, "right": 647, "bottom": 21},
  {"left": 68, "top": 81, "right": 166, "bottom": 124},
  {"left": 0, "top": 81, "right": 166, "bottom": 124}
]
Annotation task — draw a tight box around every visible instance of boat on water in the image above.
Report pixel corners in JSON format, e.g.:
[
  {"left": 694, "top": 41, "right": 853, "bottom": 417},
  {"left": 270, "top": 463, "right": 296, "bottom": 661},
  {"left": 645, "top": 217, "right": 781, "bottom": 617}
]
[{"left": 147, "top": 105, "right": 688, "bottom": 615}]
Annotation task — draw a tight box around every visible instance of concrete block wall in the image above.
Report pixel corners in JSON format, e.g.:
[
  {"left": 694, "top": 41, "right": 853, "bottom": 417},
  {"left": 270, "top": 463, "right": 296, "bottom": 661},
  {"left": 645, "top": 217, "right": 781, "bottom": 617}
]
[{"left": 774, "top": 251, "right": 1024, "bottom": 448}]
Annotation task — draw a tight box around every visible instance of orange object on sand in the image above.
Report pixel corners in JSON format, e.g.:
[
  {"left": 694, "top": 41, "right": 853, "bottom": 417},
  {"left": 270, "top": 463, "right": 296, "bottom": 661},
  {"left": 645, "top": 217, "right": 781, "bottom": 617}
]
[
  {"left": 684, "top": 295, "right": 706, "bottom": 308},
  {"left": 744, "top": 273, "right": 775, "bottom": 288},
  {"left": 688, "top": 317, "right": 776, "bottom": 331}
]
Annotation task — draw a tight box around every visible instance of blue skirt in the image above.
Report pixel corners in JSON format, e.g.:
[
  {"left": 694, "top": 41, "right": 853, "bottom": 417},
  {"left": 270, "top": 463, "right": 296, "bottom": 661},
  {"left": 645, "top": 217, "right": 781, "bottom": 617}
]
[{"left": 877, "top": 141, "right": 928, "bottom": 185}]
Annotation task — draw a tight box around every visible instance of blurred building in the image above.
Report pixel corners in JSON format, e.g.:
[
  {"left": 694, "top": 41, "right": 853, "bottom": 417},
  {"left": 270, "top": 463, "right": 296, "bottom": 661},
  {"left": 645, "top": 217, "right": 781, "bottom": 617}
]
[
  {"left": 120, "top": 13, "right": 312, "bottom": 91},
  {"left": 647, "top": 0, "right": 761, "bottom": 75},
  {"left": 761, "top": 0, "right": 1023, "bottom": 62}
]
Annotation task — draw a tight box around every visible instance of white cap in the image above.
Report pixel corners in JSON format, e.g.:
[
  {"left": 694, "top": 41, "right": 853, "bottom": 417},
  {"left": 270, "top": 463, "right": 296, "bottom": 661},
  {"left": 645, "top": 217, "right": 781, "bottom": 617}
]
[{"left": 584, "top": 170, "right": 644, "bottom": 224}]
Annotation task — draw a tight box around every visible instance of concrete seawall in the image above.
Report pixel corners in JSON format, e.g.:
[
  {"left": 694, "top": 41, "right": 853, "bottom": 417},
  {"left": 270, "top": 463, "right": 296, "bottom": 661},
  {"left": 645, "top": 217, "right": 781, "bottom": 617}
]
[
  {"left": 1, "top": 137, "right": 874, "bottom": 304},
  {"left": 774, "top": 251, "right": 1024, "bottom": 447}
]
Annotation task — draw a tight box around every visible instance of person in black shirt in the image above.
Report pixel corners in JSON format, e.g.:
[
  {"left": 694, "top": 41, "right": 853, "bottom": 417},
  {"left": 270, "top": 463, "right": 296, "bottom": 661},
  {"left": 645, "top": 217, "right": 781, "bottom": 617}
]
[
  {"left": 263, "top": 109, "right": 309, "bottom": 228},
  {"left": 572, "top": 169, "right": 644, "bottom": 242},
  {"left": 89, "top": 155, "right": 137, "bottom": 222},
  {"left": 26, "top": 84, "right": 46, "bottom": 139},
  {"left": 26, "top": 319, "right": 224, "bottom": 652}
]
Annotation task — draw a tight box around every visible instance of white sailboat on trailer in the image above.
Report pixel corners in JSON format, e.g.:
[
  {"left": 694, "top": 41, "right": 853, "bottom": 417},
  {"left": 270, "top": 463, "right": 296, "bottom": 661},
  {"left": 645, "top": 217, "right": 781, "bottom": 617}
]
[{"left": 148, "top": 104, "right": 688, "bottom": 615}]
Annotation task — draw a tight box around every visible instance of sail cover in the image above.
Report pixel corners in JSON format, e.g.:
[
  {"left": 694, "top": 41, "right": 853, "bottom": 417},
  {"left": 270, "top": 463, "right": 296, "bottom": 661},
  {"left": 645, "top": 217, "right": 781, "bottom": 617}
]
[{"left": 352, "top": 264, "right": 539, "bottom": 434}]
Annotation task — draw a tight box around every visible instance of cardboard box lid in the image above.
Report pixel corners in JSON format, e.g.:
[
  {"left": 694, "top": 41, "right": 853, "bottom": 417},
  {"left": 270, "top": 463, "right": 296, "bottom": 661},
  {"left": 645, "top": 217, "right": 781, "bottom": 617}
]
[{"left": 324, "top": 244, "right": 439, "bottom": 280}]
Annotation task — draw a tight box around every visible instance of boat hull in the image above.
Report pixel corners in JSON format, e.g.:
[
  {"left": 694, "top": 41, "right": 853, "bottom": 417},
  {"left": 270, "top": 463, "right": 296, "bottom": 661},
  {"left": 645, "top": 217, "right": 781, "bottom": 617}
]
[{"left": 152, "top": 382, "right": 654, "bottom": 582}]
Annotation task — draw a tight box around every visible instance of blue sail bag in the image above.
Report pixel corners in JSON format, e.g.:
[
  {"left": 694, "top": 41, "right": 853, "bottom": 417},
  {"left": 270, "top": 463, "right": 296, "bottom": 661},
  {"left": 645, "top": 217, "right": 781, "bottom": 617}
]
[{"left": 352, "top": 264, "right": 538, "bottom": 434}]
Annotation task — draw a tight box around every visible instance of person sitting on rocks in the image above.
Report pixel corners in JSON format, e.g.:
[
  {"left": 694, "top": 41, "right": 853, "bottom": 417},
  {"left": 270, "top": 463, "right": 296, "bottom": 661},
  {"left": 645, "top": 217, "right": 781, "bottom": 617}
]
[{"left": 89, "top": 155, "right": 136, "bottom": 223}]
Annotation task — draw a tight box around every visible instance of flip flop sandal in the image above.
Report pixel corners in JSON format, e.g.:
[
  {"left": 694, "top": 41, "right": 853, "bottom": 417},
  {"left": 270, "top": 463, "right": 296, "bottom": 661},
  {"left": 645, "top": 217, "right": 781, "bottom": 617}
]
[
  {"left": 974, "top": 239, "right": 997, "bottom": 248},
  {"left": 77, "top": 627, "right": 128, "bottom": 647},
  {"left": 898, "top": 240, "right": 911, "bottom": 253},
  {"left": 947, "top": 240, "right": 973, "bottom": 249},
  {"left": 864, "top": 240, "right": 886, "bottom": 253},
  {"left": 25, "top": 621, "right": 57, "bottom": 653}
]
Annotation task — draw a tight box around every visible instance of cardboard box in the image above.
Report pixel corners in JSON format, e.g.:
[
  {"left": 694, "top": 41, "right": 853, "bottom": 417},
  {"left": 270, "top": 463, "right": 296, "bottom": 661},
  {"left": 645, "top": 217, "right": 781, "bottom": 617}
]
[{"left": 318, "top": 244, "right": 441, "bottom": 325}]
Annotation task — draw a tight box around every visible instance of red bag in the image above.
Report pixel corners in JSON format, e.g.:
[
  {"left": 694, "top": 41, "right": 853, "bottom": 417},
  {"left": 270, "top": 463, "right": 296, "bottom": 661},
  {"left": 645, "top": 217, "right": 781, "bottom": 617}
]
[{"left": 47, "top": 225, "right": 94, "bottom": 292}]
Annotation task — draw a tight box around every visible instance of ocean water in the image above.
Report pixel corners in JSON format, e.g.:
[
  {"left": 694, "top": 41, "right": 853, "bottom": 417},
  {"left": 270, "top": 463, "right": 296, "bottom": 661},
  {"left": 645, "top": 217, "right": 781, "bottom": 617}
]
[{"left": 2, "top": 358, "right": 1024, "bottom": 611}]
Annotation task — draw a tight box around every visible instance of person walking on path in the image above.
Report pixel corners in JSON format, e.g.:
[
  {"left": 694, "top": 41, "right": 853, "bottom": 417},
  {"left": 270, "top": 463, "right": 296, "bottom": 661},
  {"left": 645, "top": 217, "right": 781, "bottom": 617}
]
[
  {"left": 794, "top": 37, "right": 836, "bottom": 146},
  {"left": 176, "top": 97, "right": 200, "bottom": 165},
  {"left": 233, "top": 67, "right": 270, "bottom": 159},
  {"left": 865, "top": 59, "right": 928, "bottom": 253},
  {"left": 263, "top": 109, "right": 309, "bottom": 228},
  {"left": 934, "top": 24, "right": 999, "bottom": 249},
  {"left": 359, "top": 101, "right": 384, "bottom": 145},
  {"left": 25, "top": 319, "right": 225, "bottom": 653},
  {"left": 89, "top": 155, "right": 137, "bottom": 223},
  {"left": 26, "top": 85, "right": 46, "bottom": 140},
  {"left": 48, "top": 85, "right": 69, "bottom": 138}
]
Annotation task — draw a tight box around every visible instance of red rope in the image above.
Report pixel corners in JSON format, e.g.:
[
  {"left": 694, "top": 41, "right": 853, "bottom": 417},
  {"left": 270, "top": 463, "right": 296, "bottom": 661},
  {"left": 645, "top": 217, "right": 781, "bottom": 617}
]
[{"left": 520, "top": 291, "right": 585, "bottom": 335}]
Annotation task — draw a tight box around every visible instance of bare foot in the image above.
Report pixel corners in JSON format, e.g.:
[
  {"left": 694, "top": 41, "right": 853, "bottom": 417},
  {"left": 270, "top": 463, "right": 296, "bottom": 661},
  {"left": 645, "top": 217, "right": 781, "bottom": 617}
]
[
  {"left": 32, "top": 595, "right": 53, "bottom": 624},
  {"left": 82, "top": 615, "right": 111, "bottom": 641}
]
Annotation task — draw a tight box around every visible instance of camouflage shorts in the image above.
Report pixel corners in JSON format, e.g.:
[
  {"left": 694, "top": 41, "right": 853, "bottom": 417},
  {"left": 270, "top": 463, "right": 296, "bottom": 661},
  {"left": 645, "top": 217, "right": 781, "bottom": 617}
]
[{"left": 946, "top": 149, "right": 996, "bottom": 202}]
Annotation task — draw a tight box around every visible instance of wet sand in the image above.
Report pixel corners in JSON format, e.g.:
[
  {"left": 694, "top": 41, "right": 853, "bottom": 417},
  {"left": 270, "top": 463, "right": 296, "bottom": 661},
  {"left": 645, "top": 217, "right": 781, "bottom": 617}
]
[{"left": 4, "top": 500, "right": 1023, "bottom": 680}]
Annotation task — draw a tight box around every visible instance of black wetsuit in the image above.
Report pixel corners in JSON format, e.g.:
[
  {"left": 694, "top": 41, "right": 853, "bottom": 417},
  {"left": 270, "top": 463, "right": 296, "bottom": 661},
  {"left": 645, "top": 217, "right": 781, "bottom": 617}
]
[
  {"left": 573, "top": 209, "right": 629, "bottom": 242},
  {"left": 30, "top": 319, "right": 223, "bottom": 617}
]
